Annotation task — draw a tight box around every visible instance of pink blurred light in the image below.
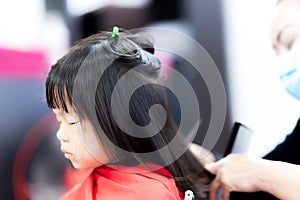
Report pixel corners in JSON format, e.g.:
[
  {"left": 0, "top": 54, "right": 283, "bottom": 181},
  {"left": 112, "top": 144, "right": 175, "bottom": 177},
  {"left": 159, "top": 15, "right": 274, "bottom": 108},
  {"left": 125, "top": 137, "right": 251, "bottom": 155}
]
[{"left": 0, "top": 47, "right": 49, "bottom": 80}]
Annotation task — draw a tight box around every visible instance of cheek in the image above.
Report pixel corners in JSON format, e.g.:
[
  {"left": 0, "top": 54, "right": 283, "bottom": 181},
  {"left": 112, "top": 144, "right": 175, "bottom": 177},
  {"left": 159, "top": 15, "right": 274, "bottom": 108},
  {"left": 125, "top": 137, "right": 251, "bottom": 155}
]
[
  {"left": 72, "top": 137, "right": 103, "bottom": 169},
  {"left": 71, "top": 123, "right": 111, "bottom": 169}
]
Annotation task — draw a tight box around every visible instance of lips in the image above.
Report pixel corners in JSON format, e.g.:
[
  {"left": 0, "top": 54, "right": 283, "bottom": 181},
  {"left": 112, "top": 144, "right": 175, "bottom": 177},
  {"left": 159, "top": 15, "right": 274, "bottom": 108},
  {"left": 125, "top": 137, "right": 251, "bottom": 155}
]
[{"left": 60, "top": 147, "right": 73, "bottom": 159}]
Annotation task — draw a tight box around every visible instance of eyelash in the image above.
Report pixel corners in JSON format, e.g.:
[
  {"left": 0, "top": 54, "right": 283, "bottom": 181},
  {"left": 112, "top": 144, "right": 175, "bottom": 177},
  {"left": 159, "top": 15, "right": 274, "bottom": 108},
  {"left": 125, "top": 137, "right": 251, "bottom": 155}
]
[{"left": 57, "top": 121, "right": 78, "bottom": 125}]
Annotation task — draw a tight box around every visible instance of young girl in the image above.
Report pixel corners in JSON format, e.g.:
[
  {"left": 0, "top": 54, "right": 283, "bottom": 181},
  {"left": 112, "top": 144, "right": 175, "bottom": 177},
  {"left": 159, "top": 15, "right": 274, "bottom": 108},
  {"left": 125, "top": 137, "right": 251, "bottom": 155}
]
[{"left": 46, "top": 27, "right": 214, "bottom": 200}]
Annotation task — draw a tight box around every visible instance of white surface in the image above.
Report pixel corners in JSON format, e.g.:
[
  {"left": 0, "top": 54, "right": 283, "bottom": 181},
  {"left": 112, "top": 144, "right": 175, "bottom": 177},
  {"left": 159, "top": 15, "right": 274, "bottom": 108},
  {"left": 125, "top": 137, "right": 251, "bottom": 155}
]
[
  {"left": 0, "top": 0, "right": 46, "bottom": 50},
  {"left": 66, "top": 0, "right": 152, "bottom": 16},
  {"left": 0, "top": 1, "right": 69, "bottom": 64}
]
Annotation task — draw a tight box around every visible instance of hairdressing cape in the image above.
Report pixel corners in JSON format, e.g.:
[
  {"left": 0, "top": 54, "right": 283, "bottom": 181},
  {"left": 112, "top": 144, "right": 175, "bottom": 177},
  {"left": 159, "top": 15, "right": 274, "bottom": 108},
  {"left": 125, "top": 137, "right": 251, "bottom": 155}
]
[{"left": 59, "top": 164, "right": 184, "bottom": 200}]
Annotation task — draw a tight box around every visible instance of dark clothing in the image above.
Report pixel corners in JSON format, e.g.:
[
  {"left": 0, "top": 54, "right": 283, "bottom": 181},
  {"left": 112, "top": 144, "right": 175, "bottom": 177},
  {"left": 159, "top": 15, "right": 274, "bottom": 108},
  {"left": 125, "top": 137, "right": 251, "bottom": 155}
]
[
  {"left": 230, "top": 118, "right": 300, "bottom": 200},
  {"left": 264, "top": 118, "right": 300, "bottom": 163}
]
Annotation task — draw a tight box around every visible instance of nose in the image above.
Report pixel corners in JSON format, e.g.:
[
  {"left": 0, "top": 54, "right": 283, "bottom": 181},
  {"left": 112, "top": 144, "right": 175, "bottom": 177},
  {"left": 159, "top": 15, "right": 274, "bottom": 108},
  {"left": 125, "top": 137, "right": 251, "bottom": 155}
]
[{"left": 56, "top": 127, "right": 69, "bottom": 142}]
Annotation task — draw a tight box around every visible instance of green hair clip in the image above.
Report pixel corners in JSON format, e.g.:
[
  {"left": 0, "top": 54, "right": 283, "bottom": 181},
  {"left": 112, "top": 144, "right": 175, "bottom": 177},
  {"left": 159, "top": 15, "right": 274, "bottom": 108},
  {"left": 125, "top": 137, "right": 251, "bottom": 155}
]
[{"left": 111, "top": 26, "right": 119, "bottom": 38}]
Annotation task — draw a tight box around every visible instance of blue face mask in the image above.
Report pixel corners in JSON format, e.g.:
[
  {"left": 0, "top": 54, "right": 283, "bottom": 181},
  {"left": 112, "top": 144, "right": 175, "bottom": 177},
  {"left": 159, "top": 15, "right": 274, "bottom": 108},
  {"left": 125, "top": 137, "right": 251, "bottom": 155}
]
[{"left": 277, "top": 43, "right": 300, "bottom": 100}]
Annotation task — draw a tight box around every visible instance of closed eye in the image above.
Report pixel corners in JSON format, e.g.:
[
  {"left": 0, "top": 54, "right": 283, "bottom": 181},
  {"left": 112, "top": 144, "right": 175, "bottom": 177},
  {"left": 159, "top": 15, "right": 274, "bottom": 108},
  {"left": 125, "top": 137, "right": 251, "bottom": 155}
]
[{"left": 278, "top": 25, "right": 296, "bottom": 50}]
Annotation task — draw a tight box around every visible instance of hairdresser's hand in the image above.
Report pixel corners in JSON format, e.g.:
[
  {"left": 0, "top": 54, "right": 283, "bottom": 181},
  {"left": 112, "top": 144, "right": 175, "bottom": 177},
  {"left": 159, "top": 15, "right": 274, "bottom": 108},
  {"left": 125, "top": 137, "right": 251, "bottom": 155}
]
[
  {"left": 189, "top": 143, "right": 216, "bottom": 165},
  {"left": 205, "top": 153, "right": 264, "bottom": 200}
]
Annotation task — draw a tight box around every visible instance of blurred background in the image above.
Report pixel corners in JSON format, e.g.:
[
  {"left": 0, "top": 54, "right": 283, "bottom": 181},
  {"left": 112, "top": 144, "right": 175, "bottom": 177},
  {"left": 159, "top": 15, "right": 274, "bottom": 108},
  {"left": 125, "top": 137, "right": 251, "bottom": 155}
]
[{"left": 1, "top": 0, "right": 299, "bottom": 199}]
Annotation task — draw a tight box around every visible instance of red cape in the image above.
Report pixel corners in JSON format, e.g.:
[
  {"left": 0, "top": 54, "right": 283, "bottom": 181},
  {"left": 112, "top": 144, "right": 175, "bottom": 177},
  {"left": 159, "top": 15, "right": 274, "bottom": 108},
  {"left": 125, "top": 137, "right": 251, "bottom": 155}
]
[{"left": 59, "top": 164, "right": 184, "bottom": 200}]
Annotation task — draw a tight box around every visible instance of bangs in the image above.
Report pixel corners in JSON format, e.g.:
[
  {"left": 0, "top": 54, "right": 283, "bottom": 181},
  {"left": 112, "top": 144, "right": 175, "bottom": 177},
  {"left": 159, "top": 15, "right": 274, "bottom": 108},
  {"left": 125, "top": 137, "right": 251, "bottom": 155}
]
[
  {"left": 45, "top": 44, "right": 89, "bottom": 113},
  {"left": 46, "top": 63, "right": 72, "bottom": 113}
]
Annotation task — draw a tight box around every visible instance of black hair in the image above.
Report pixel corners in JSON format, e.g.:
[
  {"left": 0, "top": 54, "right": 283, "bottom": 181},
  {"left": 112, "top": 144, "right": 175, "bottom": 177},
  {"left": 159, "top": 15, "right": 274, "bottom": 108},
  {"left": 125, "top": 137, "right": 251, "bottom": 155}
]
[{"left": 46, "top": 30, "right": 214, "bottom": 199}]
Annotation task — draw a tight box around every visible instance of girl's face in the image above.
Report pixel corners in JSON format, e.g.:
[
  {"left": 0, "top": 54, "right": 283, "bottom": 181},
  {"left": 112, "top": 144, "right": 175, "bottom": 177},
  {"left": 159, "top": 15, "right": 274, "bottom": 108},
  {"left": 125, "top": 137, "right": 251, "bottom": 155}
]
[{"left": 53, "top": 107, "right": 110, "bottom": 169}]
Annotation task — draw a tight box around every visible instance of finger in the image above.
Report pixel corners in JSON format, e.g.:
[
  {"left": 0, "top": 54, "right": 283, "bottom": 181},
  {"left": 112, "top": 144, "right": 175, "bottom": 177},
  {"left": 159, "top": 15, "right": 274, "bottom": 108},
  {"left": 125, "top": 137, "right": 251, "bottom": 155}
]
[
  {"left": 221, "top": 187, "right": 230, "bottom": 200},
  {"left": 209, "top": 179, "right": 221, "bottom": 200},
  {"left": 205, "top": 162, "right": 217, "bottom": 174},
  {"left": 205, "top": 160, "right": 223, "bottom": 174}
]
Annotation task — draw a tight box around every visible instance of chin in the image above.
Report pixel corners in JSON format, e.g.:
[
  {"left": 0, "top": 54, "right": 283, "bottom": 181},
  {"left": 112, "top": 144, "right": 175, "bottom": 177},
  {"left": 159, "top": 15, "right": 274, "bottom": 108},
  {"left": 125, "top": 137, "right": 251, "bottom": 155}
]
[
  {"left": 72, "top": 163, "right": 85, "bottom": 170},
  {"left": 72, "top": 162, "right": 100, "bottom": 170},
  {"left": 70, "top": 161, "right": 81, "bottom": 169}
]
